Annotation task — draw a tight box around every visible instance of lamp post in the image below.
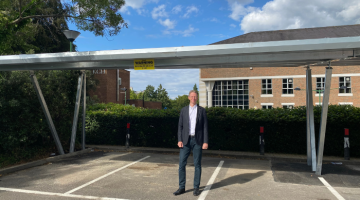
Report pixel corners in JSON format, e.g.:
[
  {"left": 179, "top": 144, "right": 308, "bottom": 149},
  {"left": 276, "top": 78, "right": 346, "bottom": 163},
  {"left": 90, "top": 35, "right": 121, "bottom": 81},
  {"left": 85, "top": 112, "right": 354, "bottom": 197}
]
[
  {"left": 62, "top": 30, "right": 81, "bottom": 52},
  {"left": 294, "top": 86, "right": 347, "bottom": 105}
]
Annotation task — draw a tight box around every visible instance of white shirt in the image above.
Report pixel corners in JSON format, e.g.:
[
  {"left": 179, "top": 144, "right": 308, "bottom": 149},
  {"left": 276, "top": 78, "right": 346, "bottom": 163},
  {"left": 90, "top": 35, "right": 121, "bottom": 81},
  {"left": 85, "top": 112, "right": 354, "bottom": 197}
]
[{"left": 189, "top": 104, "right": 197, "bottom": 136}]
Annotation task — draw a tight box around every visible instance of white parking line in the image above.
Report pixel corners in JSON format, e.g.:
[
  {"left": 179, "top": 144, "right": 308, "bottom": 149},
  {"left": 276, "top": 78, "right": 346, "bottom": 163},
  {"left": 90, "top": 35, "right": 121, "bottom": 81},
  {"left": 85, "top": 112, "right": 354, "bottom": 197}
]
[
  {"left": 0, "top": 187, "right": 127, "bottom": 200},
  {"left": 318, "top": 177, "right": 345, "bottom": 200},
  {"left": 198, "top": 160, "right": 224, "bottom": 200},
  {"left": 65, "top": 156, "right": 150, "bottom": 194}
]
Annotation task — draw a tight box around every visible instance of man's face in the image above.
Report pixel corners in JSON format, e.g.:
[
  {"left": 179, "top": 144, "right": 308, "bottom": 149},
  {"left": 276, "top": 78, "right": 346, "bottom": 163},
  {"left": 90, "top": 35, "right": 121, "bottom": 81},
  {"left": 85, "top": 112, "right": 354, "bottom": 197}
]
[{"left": 188, "top": 92, "right": 198, "bottom": 105}]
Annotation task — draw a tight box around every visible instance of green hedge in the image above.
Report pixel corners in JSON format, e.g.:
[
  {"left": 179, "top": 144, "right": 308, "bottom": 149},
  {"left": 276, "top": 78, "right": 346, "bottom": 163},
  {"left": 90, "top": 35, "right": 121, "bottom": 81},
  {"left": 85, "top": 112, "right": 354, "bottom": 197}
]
[{"left": 85, "top": 103, "right": 360, "bottom": 157}]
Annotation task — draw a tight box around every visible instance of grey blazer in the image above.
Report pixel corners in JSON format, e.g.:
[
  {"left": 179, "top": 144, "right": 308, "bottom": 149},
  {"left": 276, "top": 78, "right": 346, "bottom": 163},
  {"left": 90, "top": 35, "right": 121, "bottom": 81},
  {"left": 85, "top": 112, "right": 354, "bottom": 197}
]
[{"left": 177, "top": 105, "right": 208, "bottom": 146}]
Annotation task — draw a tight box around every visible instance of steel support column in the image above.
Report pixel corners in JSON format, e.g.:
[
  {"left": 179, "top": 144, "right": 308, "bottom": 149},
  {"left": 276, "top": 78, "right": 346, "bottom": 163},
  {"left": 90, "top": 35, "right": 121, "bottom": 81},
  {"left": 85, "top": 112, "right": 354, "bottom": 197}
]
[
  {"left": 306, "top": 67, "right": 316, "bottom": 171},
  {"left": 29, "top": 71, "right": 64, "bottom": 155},
  {"left": 82, "top": 72, "right": 86, "bottom": 150},
  {"left": 316, "top": 63, "right": 332, "bottom": 175},
  {"left": 69, "top": 71, "right": 84, "bottom": 153},
  {"left": 205, "top": 81, "right": 215, "bottom": 107}
]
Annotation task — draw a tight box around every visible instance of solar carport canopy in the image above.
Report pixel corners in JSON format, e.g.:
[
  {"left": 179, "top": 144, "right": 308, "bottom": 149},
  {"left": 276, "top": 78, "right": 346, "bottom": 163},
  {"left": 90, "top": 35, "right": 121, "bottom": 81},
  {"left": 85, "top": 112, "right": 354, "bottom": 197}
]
[{"left": 1, "top": 36, "right": 360, "bottom": 71}]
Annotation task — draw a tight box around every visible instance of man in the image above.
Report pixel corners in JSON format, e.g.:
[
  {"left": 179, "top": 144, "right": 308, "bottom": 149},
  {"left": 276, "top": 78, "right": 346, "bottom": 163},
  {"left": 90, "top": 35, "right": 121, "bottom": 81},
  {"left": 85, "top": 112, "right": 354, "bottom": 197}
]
[{"left": 173, "top": 90, "right": 208, "bottom": 196}]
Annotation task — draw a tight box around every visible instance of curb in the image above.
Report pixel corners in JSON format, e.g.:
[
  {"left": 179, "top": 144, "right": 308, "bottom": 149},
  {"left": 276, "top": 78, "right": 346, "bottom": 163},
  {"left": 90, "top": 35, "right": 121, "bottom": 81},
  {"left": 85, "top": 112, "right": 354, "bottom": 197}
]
[
  {"left": 89, "top": 145, "right": 360, "bottom": 164},
  {"left": 0, "top": 148, "right": 93, "bottom": 175}
]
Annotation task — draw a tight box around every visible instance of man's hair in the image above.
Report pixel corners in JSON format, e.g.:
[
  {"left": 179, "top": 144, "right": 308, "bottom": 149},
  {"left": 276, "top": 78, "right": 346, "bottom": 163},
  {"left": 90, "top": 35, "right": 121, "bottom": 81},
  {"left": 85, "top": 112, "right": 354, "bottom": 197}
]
[{"left": 188, "top": 90, "right": 198, "bottom": 96}]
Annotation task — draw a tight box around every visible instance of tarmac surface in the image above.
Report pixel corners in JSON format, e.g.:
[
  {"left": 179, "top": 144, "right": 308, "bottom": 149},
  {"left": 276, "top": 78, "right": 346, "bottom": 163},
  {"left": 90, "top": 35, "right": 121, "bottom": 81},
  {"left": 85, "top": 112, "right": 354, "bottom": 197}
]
[{"left": 0, "top": 147, "right": 360, "bottom": 200}]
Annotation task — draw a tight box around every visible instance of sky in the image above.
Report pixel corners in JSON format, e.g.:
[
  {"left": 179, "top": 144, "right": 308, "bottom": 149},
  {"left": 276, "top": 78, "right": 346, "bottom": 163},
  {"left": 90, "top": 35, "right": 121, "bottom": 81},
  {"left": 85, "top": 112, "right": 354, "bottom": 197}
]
[{"left": 68, "top": 0, "right": 360, "bottom": 99}]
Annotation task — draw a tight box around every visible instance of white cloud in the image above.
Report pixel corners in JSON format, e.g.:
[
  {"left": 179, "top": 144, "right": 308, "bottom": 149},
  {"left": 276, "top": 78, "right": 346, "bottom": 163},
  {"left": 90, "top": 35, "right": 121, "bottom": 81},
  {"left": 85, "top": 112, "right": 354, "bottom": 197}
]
[
  {"left": 158, "top": 19, "right": 176, "bottom": 29},
  {"left": 152, "top": 4, "right": 168, "bottom": 19},
  {"left": 240, "top": 0, "right": 360, "bottom": 33},
  {"left": 227, "top": 0, "right": 254, "bottom": 21},
  {"left": 129, "top": 69, "right": 199, "bottom": 99},
  {"left": 133, "top": 26, "right": 145, "bottom": 31},
  {"left": 172, "top": 5, "right": 182, "bottom": 14},
  {"left": 210, "top": 18, "right": 219, "bottom": 22},
  {"left": 183, "top": 5, "right": 199, "bottom": 18},
  {"left": 173, "top": 25, "right": 199, "bottom": 37},
  {"left": 120, "top": 0, "right": 159, "bottom": 15}
]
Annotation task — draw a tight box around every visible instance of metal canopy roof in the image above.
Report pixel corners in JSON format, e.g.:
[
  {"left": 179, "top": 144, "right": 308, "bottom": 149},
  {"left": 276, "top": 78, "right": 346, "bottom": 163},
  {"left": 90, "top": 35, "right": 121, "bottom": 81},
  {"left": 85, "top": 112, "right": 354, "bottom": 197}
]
[{"left": 1, "top": 36, "right": 360, "bottom": 71}]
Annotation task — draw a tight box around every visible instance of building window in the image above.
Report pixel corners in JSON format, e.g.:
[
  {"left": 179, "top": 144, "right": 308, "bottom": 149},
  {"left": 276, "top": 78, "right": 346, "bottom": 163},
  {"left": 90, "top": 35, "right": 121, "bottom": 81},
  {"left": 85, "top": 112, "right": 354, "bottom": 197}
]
[
  {"left": 261, "top": 79, "right": 272, "bottom": 94},
  {"left": 282, "top": 78, "right": 293, "bottom": 94},
  {"left": 282, "top": 103, "right": 294, "bottom": 109},
  {"left": 261, "top": 103, "right": 273, "bottom": 109},
  {"left": 93, "top": 69, "right": 106, "bottom": 74},
  {"left": 339, "top": 77, "right": 351, "bottom": 93},
  {"left": 316, "top": 77, "right": 325, "bottom": 94},
  {"left": 212, "top": 80, "right": 249, "bottom": 110}
]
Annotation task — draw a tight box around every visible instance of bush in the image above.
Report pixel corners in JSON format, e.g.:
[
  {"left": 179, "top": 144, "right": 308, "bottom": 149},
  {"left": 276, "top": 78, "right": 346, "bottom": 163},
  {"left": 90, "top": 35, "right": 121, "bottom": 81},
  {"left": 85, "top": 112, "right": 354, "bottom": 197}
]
[{"left": 86, "top": 104, "right": 360, "bottom": 157}]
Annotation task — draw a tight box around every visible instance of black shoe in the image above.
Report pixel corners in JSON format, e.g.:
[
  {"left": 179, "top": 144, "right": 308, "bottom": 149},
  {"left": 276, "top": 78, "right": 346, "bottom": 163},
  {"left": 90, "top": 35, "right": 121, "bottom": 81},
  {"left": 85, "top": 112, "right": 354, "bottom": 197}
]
[
  {"left": 173, "top": 188, "right": 185, "bottom": 196},
  {"left": 193, "top": 188, "right": 200, "bottom": 196}
]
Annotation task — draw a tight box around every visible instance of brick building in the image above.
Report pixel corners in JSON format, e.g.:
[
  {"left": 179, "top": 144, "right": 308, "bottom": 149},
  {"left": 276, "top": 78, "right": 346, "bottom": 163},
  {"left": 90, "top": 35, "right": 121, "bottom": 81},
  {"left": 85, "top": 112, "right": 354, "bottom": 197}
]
[
  {"left": 89, "top": 69, "right": 130, "bottom": 104},
  {"left": 199, "top": 24, "right": 360, "bottom": 109}
]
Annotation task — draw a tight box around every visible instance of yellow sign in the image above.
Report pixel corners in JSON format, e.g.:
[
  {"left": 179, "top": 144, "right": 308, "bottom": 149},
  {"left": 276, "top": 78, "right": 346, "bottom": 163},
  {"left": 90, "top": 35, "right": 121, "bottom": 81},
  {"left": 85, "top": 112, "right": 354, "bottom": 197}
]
[{"left": 134, "top": 59, "right": 155, "bottom": 70}]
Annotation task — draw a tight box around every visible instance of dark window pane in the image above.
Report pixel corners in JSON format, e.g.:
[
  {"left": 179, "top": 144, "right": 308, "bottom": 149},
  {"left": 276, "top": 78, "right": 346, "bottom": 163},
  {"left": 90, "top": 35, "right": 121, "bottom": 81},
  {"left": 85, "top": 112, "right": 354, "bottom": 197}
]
[
  {"left": 222, "top": 81, "right": 227, "bottom": 85},
  {"left": 268, "top": 89, "right": 272, "bottom": 94},
  {"left": 239, "top": 90, "right": 243, "bottom": 94},
  {"left": 283, "top": 106, "right": 287, "bottom": 109},
  {"left": 244, "top": 80, "right": 249, "bottom": 84},
  {"left": 339, "top": 89, "right": 344, "bottom": 93},
  {"left": 238, "top": 85, "right": 243, "bottom": 89},
  {"left": 228, "top": 101, "right": 232, "bottom": 105},
  {"left": 233, "top": 95, "right": 238, "bottom": 100},
  {"left": 233, "top": 90, "right": 238, "bottom": 95},
  {"left": 268, "top": 105, "right": 272, "bottom": 109},
  {"left": 223, "top": 96, "right": 227, "bottom": 100},
  {"left": 238, "top": 101, "right": 243, "bottom": 105},
  {"left": 233, "top": 101, "right": 238, "bottom": 105},
  {"left": 317, "top": 78, "right": 321, "bottom": 82},
  {"left": 244, "top": 90, "right": 249, "bottom": 94},
  {"left": 262, "top": 90, "right": 267, "bottom": 94},
  {"left": 289, "top": 84, "right": 293, "bottom": 88},
  {"left": 289, "top": 89, "right": 293, "bottom": 94},
  {"left": 340, "top": 77, "right": 344, "bottom": 82},
  {"left": 268, "top": 84, "right": 272, "bottom": 89},
  {"left": 262, "top": 106, "right": 267, "bottom": 109},
  {"left": 233, "top": 80, "right": 237, "bottom": 84},
  {"left": 223, "top": 101, "right": 227, "bottom": 105},
  {"left": 233, "top": 86, "right": 237, "bottom": 90},
  {"left": 283, "top": 89, "right": 287, "bottom": 94},
  {"left": 244, "top": 95, "right": 249, "bottom": 100},
  {"left": 228, "top": 86, "right": 231, "bottom": 89},
  {"left": 244, "top": 85, "right": 249, "bottom": 89},
  {"left": 228, "top": 96, "right": 232, "bottom": 100},
  {"left": 244, "top": 106, "right": 249, "bottom": 110},
  {"left": 239, "top": 80, "right": 243, "bottom": 84},
  {"left": 262, "top": 84, "right": 266, "bottom": 89},
  {"left": 346, "top": 83, "right": 351, "bottom": 87},
  {"left": 262, "top": 79, "right": 266, "bottom": 84},
  {"left": 346, "top": 88, "right": 351, "bottom": 93},
  {"left": 268, "top": 79, "right": 272, "bottom": 83},
  {"left": 283, "top": 79, "right": 287, "bottom": 83},
  {"left": 283, "top": 84, "right": 287, "bottom": 88}
]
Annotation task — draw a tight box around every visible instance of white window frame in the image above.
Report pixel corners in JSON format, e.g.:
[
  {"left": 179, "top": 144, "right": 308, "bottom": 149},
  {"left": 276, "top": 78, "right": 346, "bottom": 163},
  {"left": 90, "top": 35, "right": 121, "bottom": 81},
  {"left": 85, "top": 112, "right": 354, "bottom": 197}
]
[
  {"left": 339, "top": 77, "right": 352, "bottom": 94},
  {"left": 338, "top": 102, "right": 353, "bottom": 105},
  {"left": 261, "top": 79, "right": 272, "bottom": 95},
  {"left": 281, "top": 103, "right": 294, "bottom": 109},
  {"left": 261, "top": 103, "right": 273, "bottom": 109},
  {"left": 282, "top": 78, "right": 294, "bottom": 95},
  {"left": 316, "top": 77, "right": 325, "bottom": 94}
]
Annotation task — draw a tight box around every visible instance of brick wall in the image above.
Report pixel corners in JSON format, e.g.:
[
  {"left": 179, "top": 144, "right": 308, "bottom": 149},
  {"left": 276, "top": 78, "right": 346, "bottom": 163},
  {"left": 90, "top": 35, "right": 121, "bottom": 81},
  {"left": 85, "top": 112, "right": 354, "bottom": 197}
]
[
  {"left": 89, "top": 69, "right": 130, "bottom": 104},
  {"left": 200, "top": 66, "right": 360, "bottom": 108}
]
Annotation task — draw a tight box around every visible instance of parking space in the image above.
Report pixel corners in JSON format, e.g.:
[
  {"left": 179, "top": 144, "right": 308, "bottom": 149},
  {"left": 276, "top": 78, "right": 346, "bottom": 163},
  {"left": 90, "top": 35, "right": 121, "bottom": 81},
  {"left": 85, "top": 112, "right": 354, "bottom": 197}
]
[{"left": 0, "top": 151, "right": 359, "bottom": 200}]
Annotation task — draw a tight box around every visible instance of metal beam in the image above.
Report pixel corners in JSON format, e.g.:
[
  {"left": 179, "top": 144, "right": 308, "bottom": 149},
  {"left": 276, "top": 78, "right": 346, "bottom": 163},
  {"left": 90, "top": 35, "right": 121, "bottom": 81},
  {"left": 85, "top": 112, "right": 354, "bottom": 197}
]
[
  {"left": 306, "top": 67, "right": 316, "bottom": 171},
  {"left": 316, "top": 63, "right": 333, "bottom": 175},
  {"left": 29, "top": 71, "right": 64, "bottom": 155},
  {"left": 69, "top": 72, "right": 84, "bottom": 153},
  {"left": 82, "top": 72, "right": 86, "bottom": 150}
]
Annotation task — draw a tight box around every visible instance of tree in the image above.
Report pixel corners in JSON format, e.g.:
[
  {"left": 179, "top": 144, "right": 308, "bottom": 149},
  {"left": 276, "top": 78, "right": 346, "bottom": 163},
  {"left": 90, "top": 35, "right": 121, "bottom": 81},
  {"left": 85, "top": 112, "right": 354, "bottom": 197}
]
[
  {"left": 1, "top": 0, "right": 127, "bottom": 55},
  {"left": 193, "top": 83, "right": 199, "bottom": 104},
  {"left": 130, "top": 88, "right": 137, "bottom": 99},
  {"left": 143, "top": 85, "right": 157, "bottom": 101},
  {"left": 156, "top": 84, "right": 171, "bottom": 108},
  {"left": 171, "top": 95, "right": 190, "bottom": 110}
]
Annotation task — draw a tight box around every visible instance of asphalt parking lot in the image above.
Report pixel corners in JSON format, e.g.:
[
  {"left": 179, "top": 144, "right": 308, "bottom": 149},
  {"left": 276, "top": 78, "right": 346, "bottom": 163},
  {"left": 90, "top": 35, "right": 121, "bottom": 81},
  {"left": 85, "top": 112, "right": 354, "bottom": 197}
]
[{"left": 0, "top": 150, "right": 359, "bottom": 200}]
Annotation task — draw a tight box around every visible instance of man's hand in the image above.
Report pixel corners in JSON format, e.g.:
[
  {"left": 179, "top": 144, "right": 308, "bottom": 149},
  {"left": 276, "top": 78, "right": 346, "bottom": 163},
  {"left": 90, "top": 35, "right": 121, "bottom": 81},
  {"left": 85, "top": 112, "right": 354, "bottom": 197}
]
[
  {"left": 202, "top": 143, "right": 208, "bottom": 149},
  {"left": 178, "top": 141, "right": 183, "bottom": 148}
]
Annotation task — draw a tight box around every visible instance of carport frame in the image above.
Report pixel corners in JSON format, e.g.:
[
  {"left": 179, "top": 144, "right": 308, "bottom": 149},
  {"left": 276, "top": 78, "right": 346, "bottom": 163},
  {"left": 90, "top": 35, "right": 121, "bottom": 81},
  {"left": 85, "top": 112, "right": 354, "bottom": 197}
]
[{"left": 1, "top": 36, "right": 360, "bottom": 175}]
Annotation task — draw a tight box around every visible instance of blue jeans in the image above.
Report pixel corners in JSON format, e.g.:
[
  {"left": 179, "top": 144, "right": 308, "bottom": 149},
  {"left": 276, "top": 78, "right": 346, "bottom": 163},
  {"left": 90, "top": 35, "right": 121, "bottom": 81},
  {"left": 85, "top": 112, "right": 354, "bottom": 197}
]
[{"left": 179, "top": 136, "right": 202, "bottom": 189}]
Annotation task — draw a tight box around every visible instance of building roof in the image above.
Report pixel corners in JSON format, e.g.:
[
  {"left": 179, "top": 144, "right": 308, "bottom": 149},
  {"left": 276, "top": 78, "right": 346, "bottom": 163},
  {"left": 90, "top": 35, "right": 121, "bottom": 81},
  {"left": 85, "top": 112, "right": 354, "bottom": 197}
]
[{"left": 212, "top": 24, "right": 360, "bottom": 45}]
